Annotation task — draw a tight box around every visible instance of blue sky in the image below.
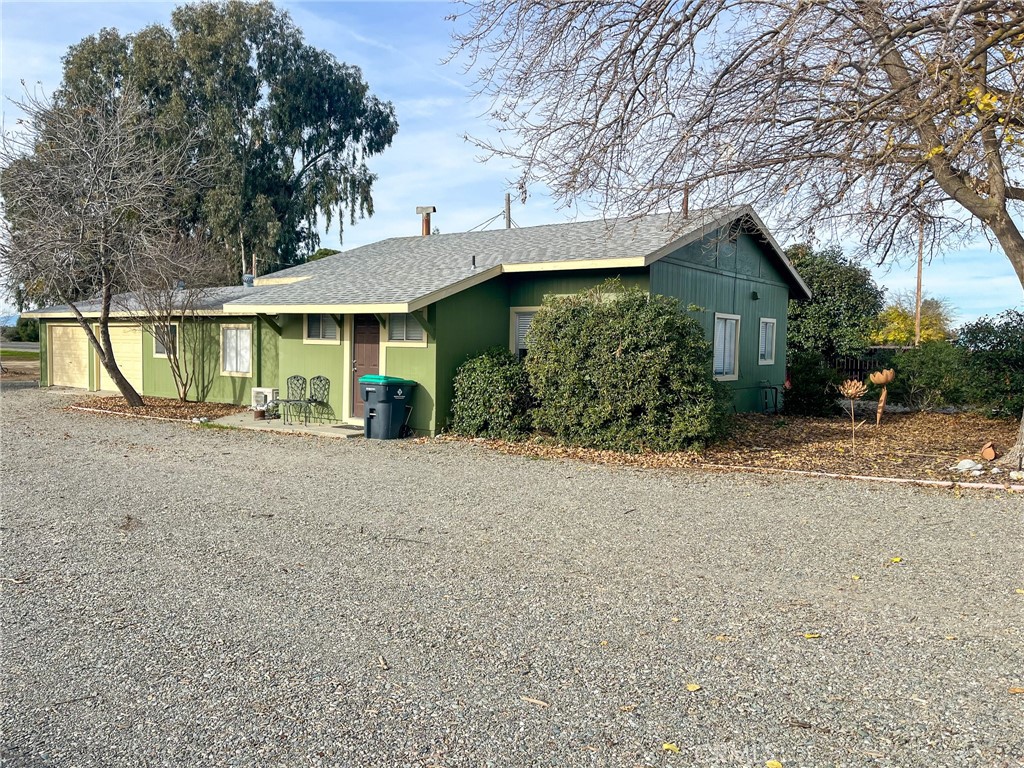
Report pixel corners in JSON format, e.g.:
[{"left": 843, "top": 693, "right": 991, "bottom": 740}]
[{"left": 2, "top": 0, "right": 1022, "bottom": 324}]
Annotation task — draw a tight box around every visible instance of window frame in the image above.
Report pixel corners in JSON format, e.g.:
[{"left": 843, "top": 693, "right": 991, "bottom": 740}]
[
  {"left": 509, "top": 306, "right": 541, "bottom": 361},
  {"left": 386, "top": 313, "right": 428, "bottom": 347},
  {"left": 713, "top": 313, "right": 741, "bottom": 381},
  {"left": 220, "top": 323, "right": 253, "bottom": 377},
  {"left": 153, "top": 322, "right": 178, "bottom": 359},
  {"left": 758, "top": 317, "right": 777, "bottom": 366},
  {"left": 303, "top": 313, "right": 340, "bottom": 345}
]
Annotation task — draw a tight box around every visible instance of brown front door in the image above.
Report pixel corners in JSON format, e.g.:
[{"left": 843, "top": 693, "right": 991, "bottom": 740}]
[{"left": 352, "top": 314, "right": 380, "bottom": 418}]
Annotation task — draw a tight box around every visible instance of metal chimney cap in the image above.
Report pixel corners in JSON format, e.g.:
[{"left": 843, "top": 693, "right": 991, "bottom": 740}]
[{"left": 415, "top": 206, "right": 436, "bottom": 214}]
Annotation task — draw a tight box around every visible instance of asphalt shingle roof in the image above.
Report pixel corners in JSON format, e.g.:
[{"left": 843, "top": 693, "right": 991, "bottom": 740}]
[{"left": 226, "top": 206, "right": 755, "bottom": 310}]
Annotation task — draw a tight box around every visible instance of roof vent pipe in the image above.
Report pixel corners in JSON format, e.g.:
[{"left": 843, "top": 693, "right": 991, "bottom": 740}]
[
  {"left": 416, "top": 205, "right": 436, "bottom": 236},
  {"left": 242, "top": 274, "right": 254, "bottom": 288},
  {"left": 472, "top": 254, "right": 476, "bottom": 270}
]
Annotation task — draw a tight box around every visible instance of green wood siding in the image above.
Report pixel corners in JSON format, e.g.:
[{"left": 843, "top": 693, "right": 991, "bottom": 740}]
[
  {"left": 651, "top": 230, "right": 790, "bottom": 411},
  {"left": 431, "top": 279, "right": 511, "bottom": 433},
  {"left": 276, "top": 315, "right": 346, "bottom": 419},
  {"left": 507, "top": 269, "right": 649, "bottom": 306},
  {"left": 38, "top": 320, "right": 48, "bottom": 386},
  {"left": 384, "top": 306, "right": 438, "bottom": 435},
  {"left": 142, "top": 317, "right": 278, "bottom": 405}
]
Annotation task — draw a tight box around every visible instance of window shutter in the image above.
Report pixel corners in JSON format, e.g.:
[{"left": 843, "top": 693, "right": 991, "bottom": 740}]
[{"left": 515, "top": 312, "right": 535, "bottom": 352}]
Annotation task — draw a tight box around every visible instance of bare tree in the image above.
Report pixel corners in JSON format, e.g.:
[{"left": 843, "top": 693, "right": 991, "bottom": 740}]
[
  {"left": 120, "top": 236, "right": 231, "bottom": 402},
  {"left": 1, "top": 83, "right": 201, "bottom": 406},
  {"left": 451, "top": 0, "right": 1024, "bottom": 283}
]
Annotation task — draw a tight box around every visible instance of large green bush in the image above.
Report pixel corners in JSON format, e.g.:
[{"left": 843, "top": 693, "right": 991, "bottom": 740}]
[
  {"left": 450, "top": 347, "right": 533, "bottom": 439},
  {"left": 783, "top": 350, "right": 841, "bottom": 416},
  {"left": 524, "top": 283, "right": 729, "bottom": 452},
  {"left": 887, "top": 341, "right": 967, "bottom": 410},
  {"left": 10, "top": 317, "right": 39, "bottom": 342},
  {"left": 955, "top": 309, "right": 1024, "bottom": 417}
]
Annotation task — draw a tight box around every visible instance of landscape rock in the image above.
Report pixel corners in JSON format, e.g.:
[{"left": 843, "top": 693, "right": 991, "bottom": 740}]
[{"left": 951, "top": 459, "right": 983, "bottom": 473}]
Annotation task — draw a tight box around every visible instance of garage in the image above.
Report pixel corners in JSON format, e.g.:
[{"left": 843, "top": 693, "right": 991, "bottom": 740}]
[
  {"left": 98, "top": 325, "right": 144, "bottom": 392},
  {"left": 48, "top": 324, "right": 91, "bottom": 389}
]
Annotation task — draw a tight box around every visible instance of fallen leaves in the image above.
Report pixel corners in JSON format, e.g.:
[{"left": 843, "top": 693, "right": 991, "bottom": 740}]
[
  {"left": 1009, "top": 687, "right": 1024, "bottom": 695},
  {"left": 70, "top": 396, "right": 246, "bottom": 422},
  {"left": 890, "top": 556, "right": 904, "bottom": 564},
  {"left": 685, "top": 683, "right": 702, "bottom": 692},
  {"left": 803, "top": 632, "right": 822, "bottom": 639},
  {"left": 662, "top": 743, "right": 681, "bottom": 753},
  {"left": 766, "top": 761, "right": 784, "bottom": 768},
  {"left": 463, "top": 411, "right": 1019, "bottom": 485}
]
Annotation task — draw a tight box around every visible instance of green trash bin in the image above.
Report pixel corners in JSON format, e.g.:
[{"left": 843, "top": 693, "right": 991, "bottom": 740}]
[{"left": 358, "top": 375, "right": 417, "bottom": 439}]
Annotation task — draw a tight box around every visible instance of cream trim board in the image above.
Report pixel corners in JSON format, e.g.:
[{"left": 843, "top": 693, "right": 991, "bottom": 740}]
[
  {"left": 758, "top": 317, "right": 777, "bottom": 366},
  {"left": 713, "top": 313, "right": 741, "bottom": 382},
  {"left": 152, "top": 322, "right": 179, "bottom": 358},
  {"left": 252, "top": 275, "right": 311, "bottom": 287},
  {"left": 501, "top": 257, "right": 645, "bottom": 274},
  {"left": 406, "top": 265, "right": 503, "bottom": 312},
  {"left": 509, "top": 305, "right": 542, "bottom": 355},
  {"left": 220, "top": 323, "right": 253, "bottom": 377},
  {"left": 227, "top": 302, "right": 409, "bottom": 315},
  {"left": 302, "top": 313, "right": 342, "bottom": 345}
]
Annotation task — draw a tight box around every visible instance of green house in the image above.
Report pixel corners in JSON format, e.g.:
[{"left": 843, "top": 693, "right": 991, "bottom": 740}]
[{"left": 31, "top": 206, "right": 810, "bottom": 434}]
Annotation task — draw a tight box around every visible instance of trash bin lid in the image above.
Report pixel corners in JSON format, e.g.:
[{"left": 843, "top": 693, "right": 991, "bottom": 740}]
[{"left": 358, "top": 374, "right": 417, "bottom": 386}]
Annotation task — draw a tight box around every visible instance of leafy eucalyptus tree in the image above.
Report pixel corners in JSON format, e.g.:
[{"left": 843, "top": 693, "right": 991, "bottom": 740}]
[{"left": 60, "top": 0, "right": 398, "bottom": 277}]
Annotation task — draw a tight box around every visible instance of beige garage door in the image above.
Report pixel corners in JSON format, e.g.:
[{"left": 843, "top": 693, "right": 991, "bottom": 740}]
[
  {"left": 98, "top": 325, "right": 144, "bottom": 392},
  {"left": 49, "top": 324, "right": 90, "bottom": 389}
]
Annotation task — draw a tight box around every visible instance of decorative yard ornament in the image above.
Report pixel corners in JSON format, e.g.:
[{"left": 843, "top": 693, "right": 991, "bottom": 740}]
[
  {"left": 838, "top": 379, "right": 869, "bottom": 453},
  {"left": 869, "top": 368, "right": 896, "bottom": 427}
]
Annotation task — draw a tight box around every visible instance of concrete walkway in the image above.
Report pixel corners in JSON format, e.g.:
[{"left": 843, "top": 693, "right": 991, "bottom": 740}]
[{"left": 210, "top": 409, "right": 365, "bottom": 439}]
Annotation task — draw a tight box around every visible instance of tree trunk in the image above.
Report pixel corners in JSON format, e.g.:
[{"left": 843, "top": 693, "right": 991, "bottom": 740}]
[
  {"left": 97, "top": 320, "right": 144, "bottom": 407},
  {"left": 1004, "top": 407, "right": 1024, "bottom": 471}
]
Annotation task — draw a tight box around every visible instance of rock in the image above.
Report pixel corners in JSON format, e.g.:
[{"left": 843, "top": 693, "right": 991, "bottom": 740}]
[
  {"left": 970, "top": 470, "right": 984, "bottom": 477},
  {"left": 989, "top": 468, "right": 1002, "bottom": 475},
  {"left": 1010, "top": 471, "right": 1024, "bottom": 481},
  {"left": 191, "top": 417, "right": 202, "bottom": 424},
  {"left": 950, "top": 459, "right": 983, "bottom": 473}
]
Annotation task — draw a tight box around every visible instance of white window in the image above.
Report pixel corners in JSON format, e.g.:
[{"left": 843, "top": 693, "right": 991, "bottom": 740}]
[
  {"left": 513, "top": 311, "right": 536, "bottom": 361},
  {"left": 713, "top": 313, "right": 740, "bottom": 380},
  {"left": 154, "top": 324, "right": 177, "bottom": 358},
  {"left": 388, "top": 313, "right": 424, "bottom": 342},
  {"left": 221, "top": 325, "right": 252, "bottom": 376},
  {"left": 758, "top": 318, "right": 777, "bottom": 365},
  {"left": 304, "top": 313, "right": 338, "bottom": 342}
]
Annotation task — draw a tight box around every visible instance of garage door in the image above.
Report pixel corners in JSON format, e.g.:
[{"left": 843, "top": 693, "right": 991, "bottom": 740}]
[
  {"left": 98, "top": 325, "right": 144, "bottom": 392},
  {"left": 49, "top": 324, "right": 91, "bottom": 389}
]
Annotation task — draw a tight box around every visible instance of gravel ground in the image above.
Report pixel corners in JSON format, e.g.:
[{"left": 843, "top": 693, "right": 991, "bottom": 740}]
[{"left": 1, "top": 382, "right": 1022, "bottom": 768}]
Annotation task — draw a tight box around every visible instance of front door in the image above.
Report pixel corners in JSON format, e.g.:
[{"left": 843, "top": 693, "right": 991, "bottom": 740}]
[{"left": 352, "top": 314, "right": 380, "bottom": 418}]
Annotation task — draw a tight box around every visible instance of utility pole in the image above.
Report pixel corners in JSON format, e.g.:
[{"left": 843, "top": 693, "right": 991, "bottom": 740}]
[{"left": 915, "top": 219, "right": 924, "bottom": 346}]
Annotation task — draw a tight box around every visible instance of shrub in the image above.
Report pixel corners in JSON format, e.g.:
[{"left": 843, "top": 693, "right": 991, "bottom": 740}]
[
  {"left": 11, "top": 317, "right": 39, "bottom": 342},
  {"left": 783, "top": 350, "right": 841, "bottom": 416},
  {"left": 450, "top": 347, "right": 533, "bottom": 439},
  {"left": 955, "top": 309, "right": 1024, "bottom": 417},
  {"left": 524, "top": 282, "right": 729, "bottom": 452},
  {"left": 887, "top": 341, "right": 967, "bottom": 410}
]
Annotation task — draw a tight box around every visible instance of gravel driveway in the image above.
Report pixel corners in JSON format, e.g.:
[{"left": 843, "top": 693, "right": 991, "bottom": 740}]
[{"left": 2, "top": 383, "right": 1022, "bottom": 767}]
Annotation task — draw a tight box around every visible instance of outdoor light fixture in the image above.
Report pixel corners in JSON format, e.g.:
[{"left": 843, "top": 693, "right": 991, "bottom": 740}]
[{"left": 751, "top": 291, "right": 759, "bottom": 300}]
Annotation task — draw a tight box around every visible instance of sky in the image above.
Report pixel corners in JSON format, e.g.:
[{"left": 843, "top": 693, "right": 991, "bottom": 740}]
[{"left": 1, "top": 0, "right": 1022, "bottom": 324}]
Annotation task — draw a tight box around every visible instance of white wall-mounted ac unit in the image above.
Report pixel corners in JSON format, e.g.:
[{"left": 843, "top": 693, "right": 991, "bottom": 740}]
[{"left": 251, "top": 387, "right": 278, "bottom": 410}]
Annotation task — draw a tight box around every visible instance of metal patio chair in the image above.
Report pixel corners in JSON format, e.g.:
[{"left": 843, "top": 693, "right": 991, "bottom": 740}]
[
  {"left": 307, "top": 375, "right": 333, "bottom": 423},
  {"left": 279, "top": 375, "right": 309, "bottom": 425}
]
